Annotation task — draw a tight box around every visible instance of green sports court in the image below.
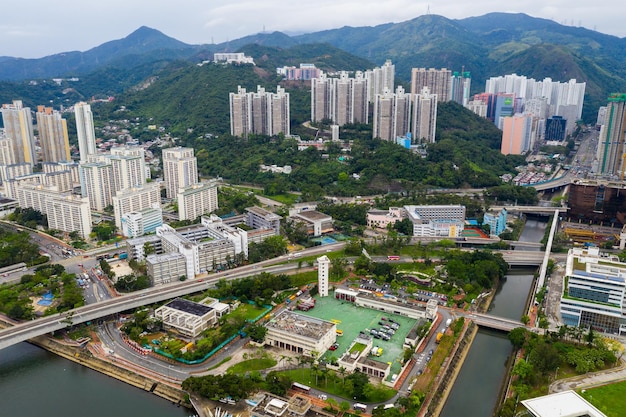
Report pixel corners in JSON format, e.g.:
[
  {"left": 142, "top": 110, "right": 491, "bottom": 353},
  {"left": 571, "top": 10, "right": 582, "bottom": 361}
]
[{"left": 297, "top": 294, "right": 418, "bottom": 378}]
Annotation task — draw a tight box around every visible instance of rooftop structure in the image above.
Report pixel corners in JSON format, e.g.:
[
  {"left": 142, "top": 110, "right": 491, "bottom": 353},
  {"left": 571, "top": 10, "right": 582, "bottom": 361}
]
[
  {"left": 521, "top": 390, "right": 606, "bottom": 417},
  {"left": 290, "top": 210, "right": 333, "bottom": 237},
  {"left": 264, "top": 310, "right": 336, "bottom": 357},
  {"left": 154, "top": 297, "right": 217, "bottom": 338}
]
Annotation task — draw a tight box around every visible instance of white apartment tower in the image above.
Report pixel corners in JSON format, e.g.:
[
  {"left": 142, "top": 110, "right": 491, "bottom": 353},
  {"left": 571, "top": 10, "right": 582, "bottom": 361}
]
[
  {"left": 229, "top": 85, "right": 290, "bottom": 138},
  {"left": 74, "top": 102, "right": 97, "bottom": 163},
  {"left": 372, "top": 86, "right": 411, "bottom": 141},
  {"left": 1, "top": 100, "right": 36, "bottom": 166},
  {"left": 36, "top": 106, "right": 70, "bottom": 163},
  {"left": 311, "top": 72, "right": 369, "bottom": 126},
  {"left": 16, "top": 183, "right": 91, "bottom": 239},
  {"left": 112, "top": 183, "right": 161, "bottom": 229},
  {"left": 367, "top": 60, "right": 395, "bottom": 102},
  {"left": 109, "top": 146, "right": 147, "bottom": 192},
  {"left": 412, "top": 86, "right": 438, "bottom": 144},
  {"left": 81, "top": 161, "right": 113, "bottom": 211},
  {"left": 411, "top": 68, "right": 452, "bottom": 102},
  {"left": 177, "top": 181, "right": 219, "bottom": 221},
  {"left": 317, "top": 255, "right": 330, "bottom": 297},
  {"left": 162, "top": 147, "right": 198, "bottom": 199}
]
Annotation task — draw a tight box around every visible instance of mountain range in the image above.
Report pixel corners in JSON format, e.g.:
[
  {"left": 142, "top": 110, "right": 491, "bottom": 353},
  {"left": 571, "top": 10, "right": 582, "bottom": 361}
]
[{"left": 1, "top": 13, "right": 625, "bottom": 122}]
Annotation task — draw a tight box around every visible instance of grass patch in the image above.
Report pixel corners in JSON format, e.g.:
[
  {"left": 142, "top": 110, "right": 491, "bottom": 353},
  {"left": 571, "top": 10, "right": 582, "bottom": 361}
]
[
  {"left": 227, "top": 358, "right": 277, "bottom": 374},
  {"left": 262, "top": 193, "right": 300, "bottom": 205},
  {"left": 228, "top": 303, "right": 268, "bottom": 321},
  {"left": 280, "top": 368, "right": 396, "bottom": 403},
  {"left": 580, "top": 380, "right": 626, "bottom": 417},
  {"left": 350, "top": 343, "right": 367, "bottom": 354},
  {"left": 207, "top": 356, "right": 232, "bottom": 371}
]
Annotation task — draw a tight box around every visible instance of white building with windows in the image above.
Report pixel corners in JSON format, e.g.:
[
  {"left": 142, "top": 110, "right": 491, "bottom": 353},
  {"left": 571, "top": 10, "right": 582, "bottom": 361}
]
[
  {"left": 112, "top": 183, "right": 161, "bottom": 229},
  {"left": 16, "top": 183, "right": 91, "bottom": 238},
  {"left": 317, "top": 255, "right": 330, "bottom": 297},
  {"left": 162, "top": 147, "right": 198, "bottom": 199},
  {"left": 154, "top": 298, "right": 217, "bottom": 338},
  {"left": 177, "top": 181, "right": 218, "bottom": 221},
  {"left": 214, "top": 52, "right": 254, "bottom": 65},
  {"left": 560, "top": 247, "right": 626, "bottom": 335},
  {"left": 147, "top": 252, "right": 187, "bottom": 285},
  {"left": 404, "top": 205, "right": 465, "bottom": 238},
  {"left": 264, "top": 310, "right": 336, "bottom": 357},
  {"left": 74, "top": 102, "right": 97, "bottom": 163},
  {"left": 121, "top": 205, "right": 163, "bottom": 238}
]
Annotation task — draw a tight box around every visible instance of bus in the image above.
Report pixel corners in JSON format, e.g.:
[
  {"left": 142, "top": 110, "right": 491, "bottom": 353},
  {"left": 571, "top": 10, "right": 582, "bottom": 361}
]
[
  {"left": 353, "top": 403, "right": 367, "bottom": 412},
  {"left": 292, "top": 382, "right": 311, "bottom": 393},
  {"left": 387, "top": 255, "right": 400, "bottom": 261},
  {"left": 0, "top": 262, "right": 27, "bottom": 277}
]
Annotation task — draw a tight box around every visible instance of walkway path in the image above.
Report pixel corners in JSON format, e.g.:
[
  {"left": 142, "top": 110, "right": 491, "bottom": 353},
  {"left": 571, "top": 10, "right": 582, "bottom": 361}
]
[{"left": 549, "top": 359, "right": 626, "bottom": 393}]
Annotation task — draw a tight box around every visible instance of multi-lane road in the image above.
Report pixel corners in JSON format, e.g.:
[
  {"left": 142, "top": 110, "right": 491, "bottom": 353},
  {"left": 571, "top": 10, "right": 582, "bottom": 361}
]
[{"left": 0, "top": 242, "right": 346, "bottom": 350}]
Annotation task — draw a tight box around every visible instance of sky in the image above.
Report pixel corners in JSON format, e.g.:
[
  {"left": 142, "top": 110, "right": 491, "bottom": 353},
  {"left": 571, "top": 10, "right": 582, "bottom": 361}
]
[{"left": 2, "top": 1, "right": 625, "bottom": 59}]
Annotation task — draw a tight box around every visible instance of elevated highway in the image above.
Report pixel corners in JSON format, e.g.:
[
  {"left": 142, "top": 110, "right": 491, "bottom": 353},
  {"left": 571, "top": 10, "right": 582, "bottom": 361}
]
[
  {"left": 0, "top": 243, "right": 343, "bottom": 351},
  {"left": 490, "top": 205, "right": 568, "bottom": 215}
]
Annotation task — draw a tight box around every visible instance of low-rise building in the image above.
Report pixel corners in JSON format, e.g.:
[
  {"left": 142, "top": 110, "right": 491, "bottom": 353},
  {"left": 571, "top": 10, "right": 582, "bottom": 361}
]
[
  {"left": 352, "top": 291, "right": 438, "bottom": 321},
  {"left": 521, "top": 390, "right": 606, "bottom": 417},
  {"left": 290, "top": 210, "right": 333, "bottom": 237},
  {"left": 121, "top": 205, "right": 163, "bottom": 238},
  {"left": 404, "top": 205, "right": 465, "bottom": 238},
  {"left": 246, "top": 206, "right": 281, "bottom": 234},
  {"left": 483, "top": 207, "right": 507, "bottom": 237},
  {"left": 214, "top": 52, "right": 254, "bottom": 65},
  {"left": 367, "top": 207, "right": 404, "bottom": 229},
  {"left": 146, "top": 252, "right": 187, "bottom": 285},
  {"left": 264, "top": 310, "right": 336, "bottom": 357},
  {"left": 154, "top": 298, "right": 217, "bottom": 338}
]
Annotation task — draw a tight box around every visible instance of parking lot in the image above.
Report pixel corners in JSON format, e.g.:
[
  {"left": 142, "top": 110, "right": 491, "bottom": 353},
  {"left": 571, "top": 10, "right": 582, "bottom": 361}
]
[{"left": 296, "top": 294, "right": 418, "bottom": 378}]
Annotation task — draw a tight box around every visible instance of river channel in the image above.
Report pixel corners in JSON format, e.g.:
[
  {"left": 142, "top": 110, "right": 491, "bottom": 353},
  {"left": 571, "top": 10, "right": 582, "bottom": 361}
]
[
  {"left": 439, "top": 217, "right": 547, "bottom": 417},
  {"left": 0, "top": 342, "right": 189, "bottom": 417}
]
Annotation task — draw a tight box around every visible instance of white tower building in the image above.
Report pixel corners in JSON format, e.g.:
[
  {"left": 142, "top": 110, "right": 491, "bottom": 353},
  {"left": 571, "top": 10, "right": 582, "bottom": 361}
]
[
  {"left": 74, "top": 102, "right": 97, "bottom": 163},
  {"left": 317, "top": 255, "right": 330, "bottom": 297}
]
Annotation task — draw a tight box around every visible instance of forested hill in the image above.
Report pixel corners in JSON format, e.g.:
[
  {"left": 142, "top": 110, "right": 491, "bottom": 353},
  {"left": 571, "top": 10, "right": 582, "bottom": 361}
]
[{"left": 182, "top": 102, "right": 524, "bottom": 198}]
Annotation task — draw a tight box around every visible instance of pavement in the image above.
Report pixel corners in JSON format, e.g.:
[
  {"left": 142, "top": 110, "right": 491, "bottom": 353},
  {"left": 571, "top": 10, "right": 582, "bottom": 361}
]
[{"left": 549, "top": 358, "right": 626, "bottom": 393}]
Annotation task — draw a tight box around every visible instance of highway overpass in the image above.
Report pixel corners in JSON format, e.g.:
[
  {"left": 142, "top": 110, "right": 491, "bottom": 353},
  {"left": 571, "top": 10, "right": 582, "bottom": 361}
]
[{"left": 0, "top": 244, "right": 343, "bottom": 351}]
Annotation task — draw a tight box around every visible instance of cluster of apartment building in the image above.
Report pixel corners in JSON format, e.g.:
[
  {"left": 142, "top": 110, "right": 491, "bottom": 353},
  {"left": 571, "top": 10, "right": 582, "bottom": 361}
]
[
  {"left": 462, "top": 74, "right": 586, "bottom": 155},
  {"left": 0, "top": 98, "right": 220, "bottom": 239}
]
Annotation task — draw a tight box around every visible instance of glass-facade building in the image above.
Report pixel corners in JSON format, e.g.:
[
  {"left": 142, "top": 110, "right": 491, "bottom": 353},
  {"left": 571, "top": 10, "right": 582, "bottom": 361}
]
[{"left": 560, "top": 247, "right": 626, "bottom": 334}]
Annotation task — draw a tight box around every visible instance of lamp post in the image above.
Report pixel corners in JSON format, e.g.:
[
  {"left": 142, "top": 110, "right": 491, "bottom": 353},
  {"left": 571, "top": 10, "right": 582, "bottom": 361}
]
[{"left": 554, "top": 366, "right": 559, "bottom": 381}]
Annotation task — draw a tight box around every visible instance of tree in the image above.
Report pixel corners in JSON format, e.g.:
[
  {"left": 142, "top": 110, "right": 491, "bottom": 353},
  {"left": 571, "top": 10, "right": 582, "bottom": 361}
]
[
  {"left": 330, "top": 257, "right": 348, "bottom": 280},
  {"left": 247, "top": 324, "right": 268, "bottom": 343}
]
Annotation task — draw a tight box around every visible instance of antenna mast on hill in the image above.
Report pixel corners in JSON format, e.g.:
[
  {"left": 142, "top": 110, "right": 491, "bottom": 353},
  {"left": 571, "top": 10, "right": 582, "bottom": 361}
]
[{"left": 427, "top": 5, "right": 431, "bottom": 15}]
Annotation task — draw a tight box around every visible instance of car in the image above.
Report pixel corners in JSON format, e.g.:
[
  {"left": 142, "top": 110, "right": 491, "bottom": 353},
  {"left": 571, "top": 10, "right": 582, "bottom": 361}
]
[
  {"left": 318, "top": 394, "right": 328, "bottom": 400},
  {"left": 378, "top": 321, "right": 384, "bottom": 326},
  {"left": 429, "top": 349, "right": 434, "bottom": 355},
  {"left": 329, "top": 345, "right": 337, "bottom": 351},
  {"left": 426, "top": 356, "right": 432, "bottom": 362},
  {"left": 373, "top": 333, "right": 382, "bottom": 339}
]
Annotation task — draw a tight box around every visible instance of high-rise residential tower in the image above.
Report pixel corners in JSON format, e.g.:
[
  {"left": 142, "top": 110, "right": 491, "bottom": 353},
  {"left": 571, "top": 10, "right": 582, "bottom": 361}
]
[
  {"left": 367, "top": 60, "right": 395, "bottom": 102},
  {"left": 310, "top": 72, "right": 369, "bottom": 126},
  {"left": 410, "top": 68, "right": 452, "bottom": 102},
  {"left": 74, "top": 102, "right": 97, "bottom": 163},
  {"left": 501, "top": 113, "right": 533, "bottom": 155},
  {"left": 372, "top": 86, "right": 411, "bottom": 141},
  {"left": 412, "top": 87, "right": 438, "bottom": 144},
  {"left": 36, "top": 106, "right": 70, "bottom": 163},
  {"left": 229, "top": 85, "right": 290, "bottom": 138},
  {"left": 450, "top": 71, "right": 471, "bottom": 106},
  {"left": 162, "top": 147, "right": 198, "bottom": 198},
  {"left": 1, "top": 100, "right": 36, "bottom": 165},
  {"left": 596, "top": 94, "right": 626, "bottom": 176}
]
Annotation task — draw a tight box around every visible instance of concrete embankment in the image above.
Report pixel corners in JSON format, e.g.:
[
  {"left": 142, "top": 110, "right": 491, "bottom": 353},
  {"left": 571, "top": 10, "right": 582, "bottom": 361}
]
[{"left": 421, "top": 321, "right": 478, "bottom": 417}]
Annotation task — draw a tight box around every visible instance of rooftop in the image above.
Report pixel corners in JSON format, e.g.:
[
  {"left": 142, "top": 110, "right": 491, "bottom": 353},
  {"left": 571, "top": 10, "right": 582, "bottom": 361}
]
[
  {"left": 521, "top": 390, "right": 607, "bottom": 417},
  {"left": 265, "top": 310, "right": 335, "bottom": 340},
  {"left": 293, "top": 210, "right": 332, "bottom": 221},
  {"left": 164, "top": 298, "right": 213, "bottom": 316}
]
